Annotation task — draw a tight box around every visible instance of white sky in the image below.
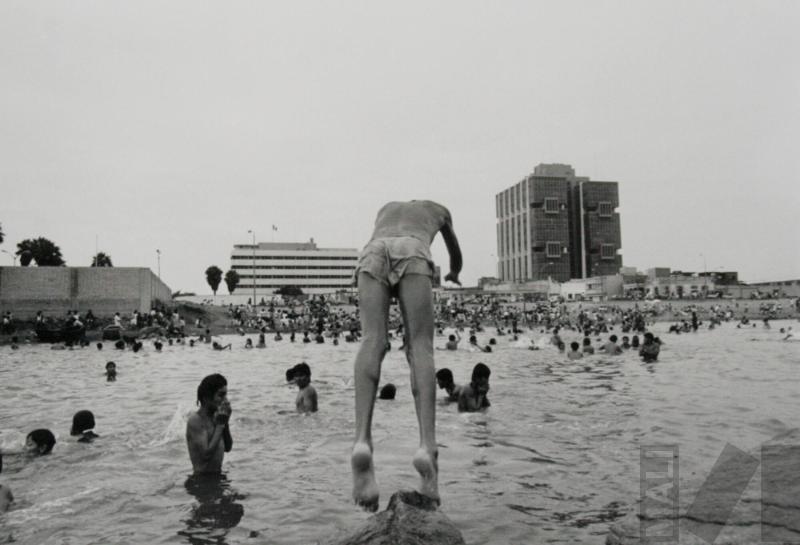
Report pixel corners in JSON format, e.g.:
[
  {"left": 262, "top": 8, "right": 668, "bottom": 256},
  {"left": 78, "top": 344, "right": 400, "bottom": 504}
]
[{"left": 1, "top": 1, "right": 798, "bottom": 293}]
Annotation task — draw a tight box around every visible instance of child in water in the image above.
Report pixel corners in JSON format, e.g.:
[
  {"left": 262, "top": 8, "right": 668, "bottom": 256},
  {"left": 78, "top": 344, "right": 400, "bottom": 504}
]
[
  {"left": 105, "top": 361, "right": 117, "bottom": 382},
  {"left": 567, "top": 341, "right": 583, "bottom": 360},
  {"left": 71, "top": 410, "right": 99, "bottom": 443},
  {"left": 26, "top": 429, "right": 56, "bottom": 455},
  {"left": 458, "top": 363, "right": 491, "bottom": 412},
  {"left": 293, "top": 362, "right": 318, "bottom": 413},
  {"left": 435, "top": 368, "right": 461, "bottom": 402}
]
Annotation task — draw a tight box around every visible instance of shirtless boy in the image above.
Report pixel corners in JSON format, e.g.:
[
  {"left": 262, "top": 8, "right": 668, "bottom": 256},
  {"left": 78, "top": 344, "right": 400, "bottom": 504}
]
[
  {"left": 293, "top": 362, "right": 318, "bottom": 413},
  {"left": 186, "top": 374, "right": 233, "bottom": 474},
  {"left": 351, "top": 200, "right": 462, "bottom": 511},
  {"left": 435, "top": 368, "right": 461, "bottom": 402},
  {"left": 458, "top": 363, "right": 491, "bottom": 412}
]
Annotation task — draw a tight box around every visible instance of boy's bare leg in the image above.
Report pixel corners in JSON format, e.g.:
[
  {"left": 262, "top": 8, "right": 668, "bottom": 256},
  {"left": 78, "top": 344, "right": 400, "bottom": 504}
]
[
  {"left": 397, "top": 274, "right": 439, "bottom": 504},
  {"left": 352, "top": 272, "right": 390, "bottom": 512}
]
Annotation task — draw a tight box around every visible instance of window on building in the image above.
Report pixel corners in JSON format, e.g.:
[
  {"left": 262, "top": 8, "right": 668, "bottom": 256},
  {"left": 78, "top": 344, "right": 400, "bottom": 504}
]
[
  {"left": 505, "top": 190, "right": 509, "bottom": 215},
  {"left": 544, "top": 197, "right": 559, "bottom": 214},
  {"left": 546, "top": 241, "right": 561, "bottom": 258},
  {"left": 598, "top": 201, "right": 614, "bottom": 217},
  {"left": 522, "top": 215, "right": 527, "bottom": 250},
  {"left": 600, "top": 244, "right": 615, "bottom": 260},
  {"left": 511, "top": 219, "right": 515, "bottom": 254}
]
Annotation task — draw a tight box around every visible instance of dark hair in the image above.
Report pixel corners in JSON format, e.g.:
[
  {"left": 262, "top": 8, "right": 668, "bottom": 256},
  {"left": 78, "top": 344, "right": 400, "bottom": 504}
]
[
  {"left": 582, "top": 337, "right": 591, "bottom": 346},
  {"left": 27, "top": 429, "right": 56, "bottom": 455},
  {"left": 644, "top": 332, "right": 654, "bottom": 341},
  {"left": 378, "top": 383, "right": 396, "bottom": 400},
  {"left": 436, "top": 368, "right": 454, "bottom": 383},
  {"left": 285, "top": 367, "right": 296, "bottom": 382},
  {"left": 448, "top": 334, "right": 455, "bottom": 341},
  {"left": 570, "top": 341, "right": 579, "bottom": 350},
  {"left": 293, "top": 362, "right": 311, "bottom": 377},
  {"left": 472, "top": 363, "right": 491, "bottom": 382},
  {"left": 197, "top": 374, "right": 227, "bottom": 406},
  {"left": 105, "top": 361, "right": 115, "bottom": 369},
  {"left": 609, "top": 335, "right": 618, "bottom": 342},
  {"left": 70, "top": 410, "right": 96, "bottom": 436}
]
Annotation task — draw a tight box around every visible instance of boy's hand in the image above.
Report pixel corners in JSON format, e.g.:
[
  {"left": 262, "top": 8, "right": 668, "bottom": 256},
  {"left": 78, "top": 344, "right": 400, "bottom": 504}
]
[
  {"left": 444, "top": 272, "right": 461, "bottom": 286},
  {"left": 215, "top": 400, "right": 232, "bottom": 425}
]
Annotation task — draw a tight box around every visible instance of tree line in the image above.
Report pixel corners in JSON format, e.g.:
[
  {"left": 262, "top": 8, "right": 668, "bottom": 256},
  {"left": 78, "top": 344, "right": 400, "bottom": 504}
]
[{"left": 0, "top": 225, "right": 112, "bottom": 267}]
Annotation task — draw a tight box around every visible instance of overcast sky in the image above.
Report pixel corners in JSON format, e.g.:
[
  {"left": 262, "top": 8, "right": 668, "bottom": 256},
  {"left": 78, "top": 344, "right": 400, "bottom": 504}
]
[{"left": 1, "top": 1, "right": 798, "bottom": 293}]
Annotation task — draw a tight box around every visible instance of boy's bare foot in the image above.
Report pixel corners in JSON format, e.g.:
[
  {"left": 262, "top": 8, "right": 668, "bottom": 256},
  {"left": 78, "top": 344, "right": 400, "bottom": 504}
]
[
  {"left": 352, "top": 442, "right": 379, "bottom": 512},
  {"left": 412, "top": 447, "right": 440, "bottom": 505}
]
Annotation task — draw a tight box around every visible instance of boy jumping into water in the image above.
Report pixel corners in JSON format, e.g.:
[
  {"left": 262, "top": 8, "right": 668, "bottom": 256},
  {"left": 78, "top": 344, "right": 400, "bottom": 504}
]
[{"left": 351, "top": 200, "right": 462, "bottom": 511}]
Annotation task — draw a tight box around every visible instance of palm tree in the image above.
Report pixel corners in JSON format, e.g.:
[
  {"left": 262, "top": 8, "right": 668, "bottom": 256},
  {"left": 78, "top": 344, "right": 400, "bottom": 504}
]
[
  {"left": 224, "top": 269, "right": 240, "bottom": 294},
  {"left": 16, "top": 237, "right": 65, "bottom": 266},
  {"left": 205, "top": 265, "right": 223, "bottom": 296},
  {"left": 91, "top": 252, "right": 113, "bottom": 267}
]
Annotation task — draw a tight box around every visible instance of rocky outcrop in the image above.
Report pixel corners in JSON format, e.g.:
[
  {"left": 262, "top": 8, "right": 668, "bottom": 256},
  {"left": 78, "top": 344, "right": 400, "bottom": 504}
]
[
  {"left": 324, "top": 491, "right": 465, "bottom": 545},
  {"left": 607, "top": 429, "right": 800, "bottom": 544}
]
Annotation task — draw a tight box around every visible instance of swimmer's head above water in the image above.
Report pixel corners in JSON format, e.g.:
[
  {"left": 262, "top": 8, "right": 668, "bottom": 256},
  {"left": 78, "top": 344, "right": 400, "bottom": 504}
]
[
  {"left": 26, "top": 429, "right": 56, "bottom": 455},
  {"left": 71, "top": 410, "right": 96, "bottom": 437}
]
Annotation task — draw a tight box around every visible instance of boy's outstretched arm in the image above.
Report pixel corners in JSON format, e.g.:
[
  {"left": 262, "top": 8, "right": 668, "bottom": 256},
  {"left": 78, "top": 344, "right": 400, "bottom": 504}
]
[{"left": 439, "top": 216, "right": 463, "bottom": 285}]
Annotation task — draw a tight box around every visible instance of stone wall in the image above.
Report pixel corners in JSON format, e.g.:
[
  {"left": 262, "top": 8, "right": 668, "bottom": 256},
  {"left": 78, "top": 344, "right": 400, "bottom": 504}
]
[{"left": 0, "top": 267, "right": 171, "bottom": 318}]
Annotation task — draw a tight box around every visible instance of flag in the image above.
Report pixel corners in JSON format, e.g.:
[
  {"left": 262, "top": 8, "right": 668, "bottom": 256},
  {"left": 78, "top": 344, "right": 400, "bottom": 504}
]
[{"left": 272, "top": 225, "right": 278, "bottom": 231}]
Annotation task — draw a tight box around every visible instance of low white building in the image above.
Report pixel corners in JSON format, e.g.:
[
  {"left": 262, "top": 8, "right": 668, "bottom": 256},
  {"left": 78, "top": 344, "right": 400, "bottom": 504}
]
[
  {"left": 561, "top": 275, "right": 623, "bottom": 301},
  {"left": 231, "top": 239, "right": 358, "bottom": 296}
]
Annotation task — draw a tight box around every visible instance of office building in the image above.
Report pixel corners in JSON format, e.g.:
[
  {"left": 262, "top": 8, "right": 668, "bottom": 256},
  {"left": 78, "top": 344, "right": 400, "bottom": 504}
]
[
  {"left": 231, "top": 239, "right": 358, "bottom": 295},
  {"left": 495, "top": 163, "right": 622, "bottom": 282}
]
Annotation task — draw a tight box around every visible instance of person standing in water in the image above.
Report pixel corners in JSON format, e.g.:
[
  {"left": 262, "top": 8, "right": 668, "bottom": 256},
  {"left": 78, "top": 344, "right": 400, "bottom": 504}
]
[
  {"left": 351, "top": 200, "right": 462, "bottom": 511},
  {"left": 186, "top": 374, "right": 233, "bottom": 474}
]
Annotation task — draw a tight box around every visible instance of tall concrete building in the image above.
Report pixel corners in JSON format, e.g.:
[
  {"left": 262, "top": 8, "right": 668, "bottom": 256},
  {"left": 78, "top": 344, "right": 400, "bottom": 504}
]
[
  {"left": 231, "top": 239, "right": 358, "bottom": 295},
  {"left": 495, "top": 163, "right": 622, "bottom": 282}
]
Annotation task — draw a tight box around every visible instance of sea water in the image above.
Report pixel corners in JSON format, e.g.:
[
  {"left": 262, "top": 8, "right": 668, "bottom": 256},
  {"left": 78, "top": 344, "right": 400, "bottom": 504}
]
[{"left": 0, "top": 321, "right": 798, "bottom": 544}]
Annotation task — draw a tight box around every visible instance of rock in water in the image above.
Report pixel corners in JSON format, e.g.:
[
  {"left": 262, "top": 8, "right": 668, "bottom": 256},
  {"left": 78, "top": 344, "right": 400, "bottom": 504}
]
[
  {"left": 324, "top": 490, "right": 465, "bottom": 545},
  {"left": 607, "top": 428, "right": 800, "bottom": 545}
]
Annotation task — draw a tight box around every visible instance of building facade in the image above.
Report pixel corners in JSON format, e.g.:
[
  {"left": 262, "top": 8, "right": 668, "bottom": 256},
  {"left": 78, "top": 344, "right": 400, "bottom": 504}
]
[
  {"left": 0, "top": 267, "right": 171, "bottom": 318},
  {"left": 495, "top": 163, "right": 622, "bottom": 282},
  {"left": 231, "top": 239, "right": 358, "bottom": 295}
]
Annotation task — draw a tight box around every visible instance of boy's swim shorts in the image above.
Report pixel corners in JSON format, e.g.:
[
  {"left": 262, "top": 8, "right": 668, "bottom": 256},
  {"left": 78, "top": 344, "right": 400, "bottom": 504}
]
[{"left": 353, "top": 236, "right": 434, "bottom": 288}]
